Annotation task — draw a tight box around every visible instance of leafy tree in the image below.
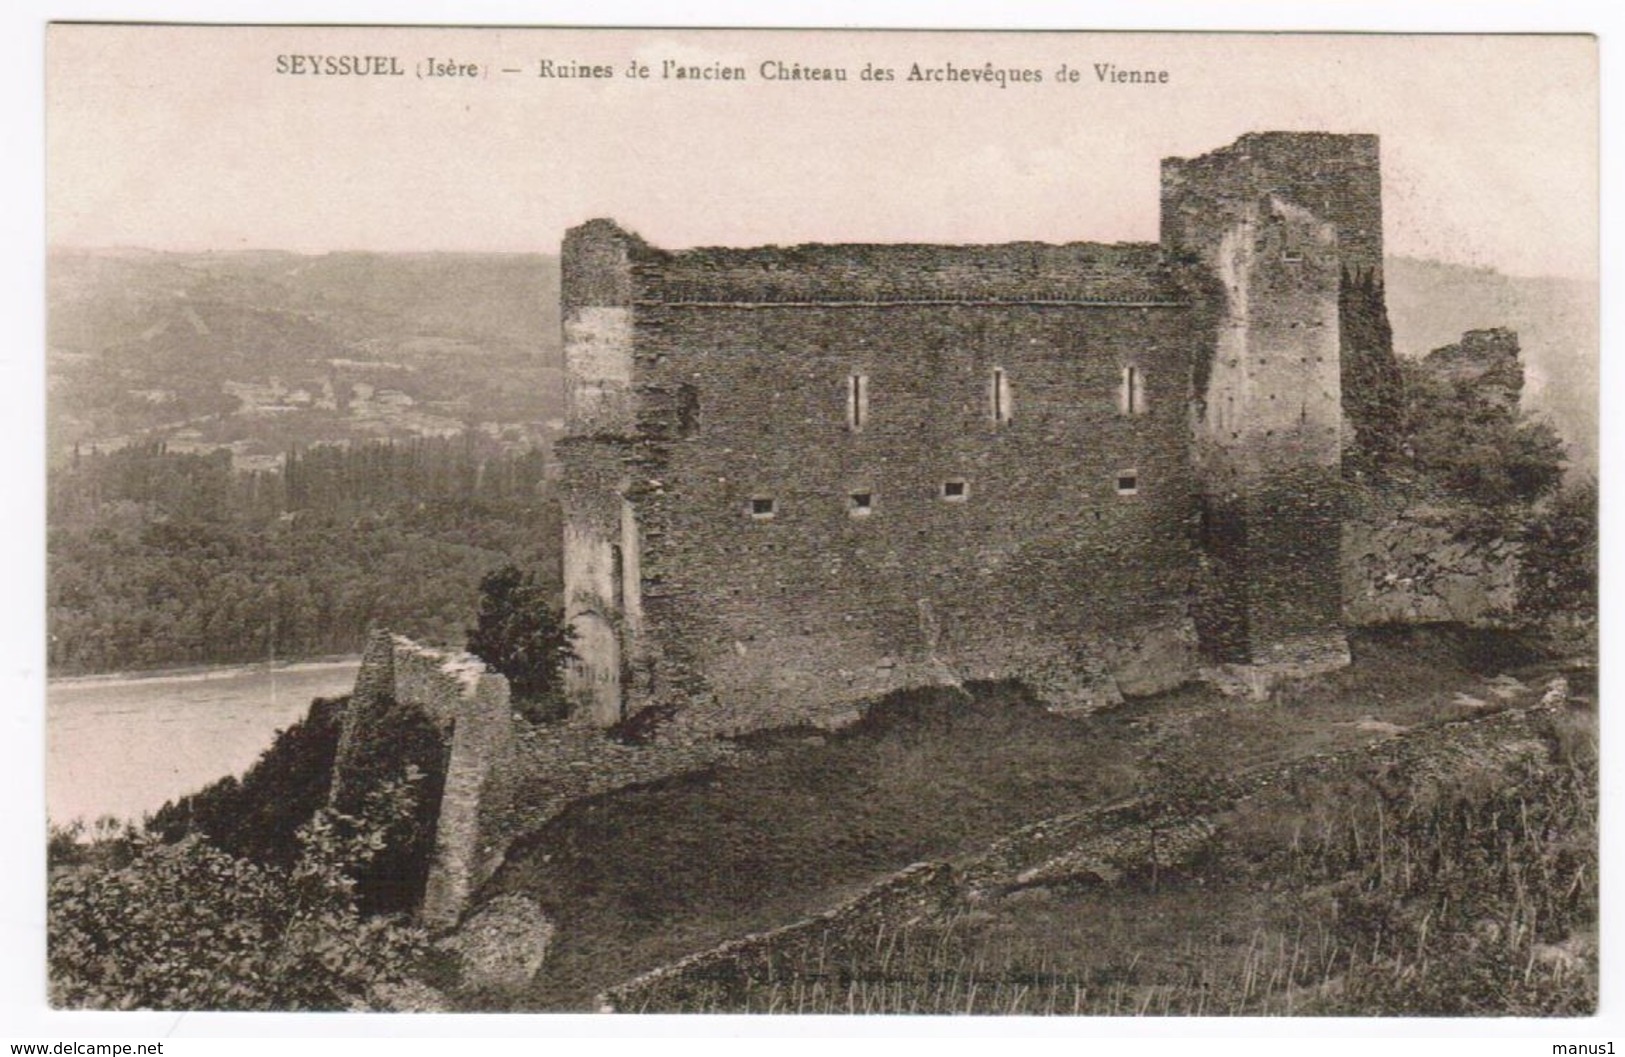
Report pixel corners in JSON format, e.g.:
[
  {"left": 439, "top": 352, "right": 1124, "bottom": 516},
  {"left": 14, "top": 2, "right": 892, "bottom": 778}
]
[
  {"left": 1340, "top": 267, "right": 1405, "bottom": 475},
  {"left": 466, "top": 564, "right": 575, "bottom": 717},
  {"left": 47, "top": 438, "right": 559, "bottom": 675},
  {"left": 150, "top": 691, "right": 450, "bottom": 916},
  {"left": 328, "top": 692, "right": 452, "bottom": 916},
  {"left": 49, "top": 771, "right": 431, "bottom": 1011},
  {"left": 1518, "top": 477, "right": 1598, "bottom": 620}
]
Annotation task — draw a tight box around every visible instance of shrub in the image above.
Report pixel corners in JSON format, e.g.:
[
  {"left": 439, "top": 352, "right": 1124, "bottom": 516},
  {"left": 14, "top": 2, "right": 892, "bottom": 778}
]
[
  {"left": 1518, "top": 477, "right": 1598, "bottom": 621},
  {"left": 466, "top": 564, "right": 575, "bottom": 718},
  {"left": 328, "top": 693, "right": 452, "bottom": 916},
  {"left": 49, "top": 771, "right": 431, "bottom": 1011},
  {"left": 1399, "top": 359, "right": 1566, "bottom": 508},
  {"left": 150, "top": 689, "right": 448, "bottom": 916}
]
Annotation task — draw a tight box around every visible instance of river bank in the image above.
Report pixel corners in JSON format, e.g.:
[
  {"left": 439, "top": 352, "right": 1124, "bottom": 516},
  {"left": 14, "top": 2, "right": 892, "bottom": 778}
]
[
  {"left": 48, "top": 657, "right": 362, "bottom": 826},
  {"left": 48, "top": 655, "right": 364, "bottom": 691}
]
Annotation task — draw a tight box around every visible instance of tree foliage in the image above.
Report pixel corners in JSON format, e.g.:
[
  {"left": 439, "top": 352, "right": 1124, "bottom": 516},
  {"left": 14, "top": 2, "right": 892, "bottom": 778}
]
[
  {"left": 1398, "top": 359, "right": 1566, "bottom": 508},
  {"left": 328, "top": 692, "right": 452, "bottom": 916},
  {"left": 47, "top": 438, "right": 559, "bottom": 674},
  {"left": 1340, "top": 267, "right": 1405, "bottom": 475},
  {"left": 49, "top": 771, "right": 431, "bottom": 1011},
  {"left": 1518, "top": 477, "right": 1598, "bottom": 620},
  {"left": 148, "top": 691, "right": 449, "bottom": 916},
  {"left": 465, "top": 564, "right": 575, "bottom": 716},
  {"left": 148, "top": 696, "right": 345, "bottom": 868}
]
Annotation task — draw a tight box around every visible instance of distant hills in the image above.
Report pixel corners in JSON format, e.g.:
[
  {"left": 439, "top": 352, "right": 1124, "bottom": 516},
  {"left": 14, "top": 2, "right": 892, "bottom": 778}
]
[
  {"left": 45, "top": 248, "right": 1597, "bottom": 477},
  {"left": 47, "top": 249, "right": 563, "bottom": 467}
]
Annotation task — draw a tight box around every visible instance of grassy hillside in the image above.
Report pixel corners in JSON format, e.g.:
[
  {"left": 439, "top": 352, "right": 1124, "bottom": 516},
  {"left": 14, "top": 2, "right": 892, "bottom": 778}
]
[
  {"left": 616, "top": 698, "right": 1595, "bottom": 1016},
  {"left": 478, "top": 627, "right": 1576, "bottom": 1011}
]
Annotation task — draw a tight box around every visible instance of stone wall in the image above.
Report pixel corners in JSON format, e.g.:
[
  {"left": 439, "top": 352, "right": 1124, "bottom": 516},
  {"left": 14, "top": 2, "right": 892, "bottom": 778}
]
[
  {"left": 561, "top": 219, "right": 1210, "bottom": 732},
  {"left": 1161, "top": 132, "right": 1384, "bottom": 273},
  {"left": 1343, "top": 502, "right": 1519, "bottom": 627},
  {"left": 561, "top": 219, "right": 639, "bottom": 436},
  {"left": 478, "top": 712, "right": 746, "bottom": 866},
  {"left": 560, "top": 220, "right": 641, "bottom": 724},
  {"left": 629, "top": 276, "right": 1205, "bottom": 731},
  {"left": 1162, "top": 133, "right": 1400, "bottom": 472},
  {"left": 336, "top": 631, "right": 514, "bottom": 929}
]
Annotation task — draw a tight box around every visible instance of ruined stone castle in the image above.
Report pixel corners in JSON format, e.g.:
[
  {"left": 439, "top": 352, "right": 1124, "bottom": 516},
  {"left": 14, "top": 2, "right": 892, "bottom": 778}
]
[{"left": 559, "top": 131, "right": 1396, "bottom": 731}]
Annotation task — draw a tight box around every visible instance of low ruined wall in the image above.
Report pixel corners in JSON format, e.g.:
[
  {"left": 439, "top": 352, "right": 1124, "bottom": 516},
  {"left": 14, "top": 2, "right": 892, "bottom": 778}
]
[
  {"left": 1343, "top": 503, "right": 1519, "bottom": 627},
  {"left": 478, "top": 713, "right": 744, "bottom": 871},
  {"left": 957, "top": 799, "right": 1217, "bottom": 897},
  {"left": 337, "top": 631, "right": 514, "bottom": 929}
]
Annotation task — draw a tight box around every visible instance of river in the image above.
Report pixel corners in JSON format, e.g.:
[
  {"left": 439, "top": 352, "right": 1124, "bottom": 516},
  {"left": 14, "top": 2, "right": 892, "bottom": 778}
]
[{"left": 47, "top": 658, "right": 361, "bottom": 827}]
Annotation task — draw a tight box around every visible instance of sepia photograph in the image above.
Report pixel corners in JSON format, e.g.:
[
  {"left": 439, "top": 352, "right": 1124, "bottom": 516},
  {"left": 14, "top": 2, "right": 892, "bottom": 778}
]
[{"left": 36, "top": 22, "right": 1598, "bottom": 1023}]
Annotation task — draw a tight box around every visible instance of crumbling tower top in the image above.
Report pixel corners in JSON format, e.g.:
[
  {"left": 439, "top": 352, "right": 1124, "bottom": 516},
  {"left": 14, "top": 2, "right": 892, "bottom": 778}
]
[{"left": 1161, "top": 132, "right": 1383, "bottom": 274}]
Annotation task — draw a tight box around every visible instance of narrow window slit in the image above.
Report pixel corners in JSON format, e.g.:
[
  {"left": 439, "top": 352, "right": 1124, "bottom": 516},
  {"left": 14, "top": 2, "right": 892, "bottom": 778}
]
[
  {"left": 1120, "top": 366, "right": 1146, "bottom": 415},
  {"left": 847, "top": 373, "right": 869, "bottom": 431},
  {"left": 991, "top": 367, "right": 1012, "bottom": 424}
]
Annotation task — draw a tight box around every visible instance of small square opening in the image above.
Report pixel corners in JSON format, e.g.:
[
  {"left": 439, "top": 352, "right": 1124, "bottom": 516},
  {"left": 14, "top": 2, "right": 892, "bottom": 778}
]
[
  {"left": 849, "top": 492, "right": 873, "bottom": 517},
  {"left": 942, "top": 479, "right": 968, "bottom": 502},
  {"left": 749, "top": 496, "right": 777, "bottom": 519},
  {"left": 1115, "top": 471, "right": 1139, "bottom": 496}
]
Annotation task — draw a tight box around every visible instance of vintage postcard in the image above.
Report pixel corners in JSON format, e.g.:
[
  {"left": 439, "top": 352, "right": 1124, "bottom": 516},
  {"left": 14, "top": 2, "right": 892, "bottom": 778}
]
[{"left": 39, "top": 24, "right": 1598, "bottom": 1023}]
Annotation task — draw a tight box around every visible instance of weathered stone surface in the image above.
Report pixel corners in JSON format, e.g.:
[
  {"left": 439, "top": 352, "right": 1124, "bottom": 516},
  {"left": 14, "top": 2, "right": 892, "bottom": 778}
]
[
  {"left": 1199, "top": 633, "right": 1353, "bottom": 700},
  {"left": 1168, "top": 142, "right": 1363, "bottom": 674},
  {"left": 1343, "top": 503, "right": 1518, "bottom": 626},
  {"left": 564, "top": 222, "right": 1205, "bottom": 732},
  {"left": 329, "top": 628, "right": 397, "bottom": 808},
  {"left": 338, "top": 634, "right": 514, "bottom": 930},
  {"left": 440, "top": 894, "right": 554, "bottom": 994},
  {"left": 972, "top": 803, "right": 1217, "bottom": 894},
  {"left": 479, "top": 711, "right": 744, "bottom": 854}
]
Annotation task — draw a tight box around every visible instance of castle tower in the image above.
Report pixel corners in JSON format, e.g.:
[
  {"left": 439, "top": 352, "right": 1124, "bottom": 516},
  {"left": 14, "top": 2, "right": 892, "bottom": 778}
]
[
  {"left": 558, "top": 219, "right": 645, "bottom": 725},
  {"left": 1162, "top": 132, "right": 1383, "bottom": 680}
]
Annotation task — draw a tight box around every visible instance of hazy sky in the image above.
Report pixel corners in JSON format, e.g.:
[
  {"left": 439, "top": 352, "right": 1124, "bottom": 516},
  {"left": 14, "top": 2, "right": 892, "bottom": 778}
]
[{"left": 47, "top": 27, "right": 1597, "bottom": 279}]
